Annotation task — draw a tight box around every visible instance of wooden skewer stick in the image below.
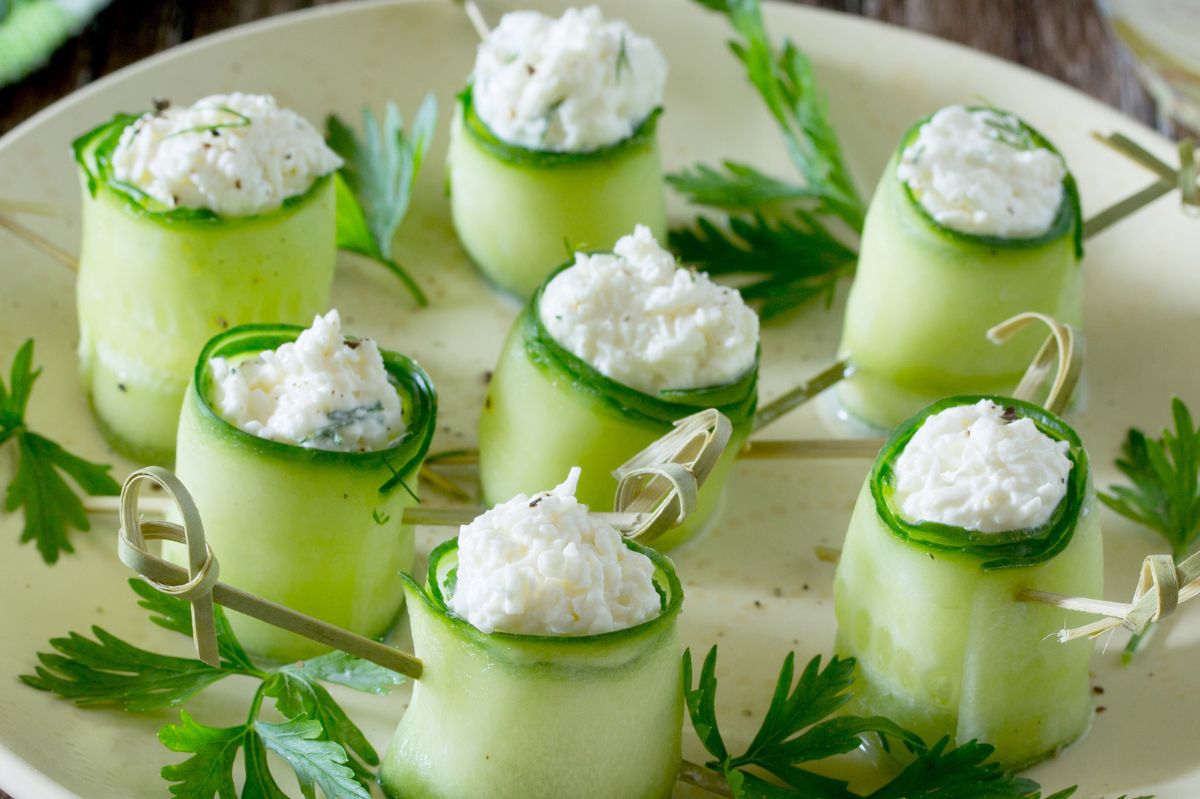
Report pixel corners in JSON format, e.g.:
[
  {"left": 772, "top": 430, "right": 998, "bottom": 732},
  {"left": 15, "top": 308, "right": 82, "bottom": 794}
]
[
  {"left": 0, "top": 213, "right": 78, "bottom": 272},
  {"left": 463, "top": 0, "right": 490, "bottom": 39}
]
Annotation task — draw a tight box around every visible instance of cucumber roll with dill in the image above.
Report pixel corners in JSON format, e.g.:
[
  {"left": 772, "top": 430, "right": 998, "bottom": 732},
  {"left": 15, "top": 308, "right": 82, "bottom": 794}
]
[
  {"left": 381, "top": 468, "right": 682, "bottom": 799},
  {"left": 833, "top": 396, "right": 1102, "bottom": 769},
  {"left": 172, "top": 311, "right": 436, "bottom": 662},
  {"left": 836, "top": 106, "right": 1083, "bottom": 432},
  {"left": 74, "top": 94, "right": 342, "bottom": 463},
  {"left": 479, "top": 225, "right": 759, "bottom": 550},
  {"left": 448, "top": 6, "right": 668, "bottom": 298}
]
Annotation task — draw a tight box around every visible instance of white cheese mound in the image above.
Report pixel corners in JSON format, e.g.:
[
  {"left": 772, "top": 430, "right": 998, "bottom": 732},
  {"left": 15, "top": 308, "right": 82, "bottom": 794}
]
[
  {"left": 893, "top": 400, "right": 1072, "bottom": 533},
  {"left": 896, "top": 105, "right": 1067, "bottom": 238},
  {"left": 471, "top": 5, "right": 667, "bottom": 152},
  {"left": 111, "top": 93, "right": 343, "bottom": 217},
  {"left": 449, "top": 467, "right": 661, "bottom": 636},
  {"left": 209, "top": 310, "right": 404, "bottom": 452},
  {"left": 540, "top": 225, "right": 759, "bottom": 394}
]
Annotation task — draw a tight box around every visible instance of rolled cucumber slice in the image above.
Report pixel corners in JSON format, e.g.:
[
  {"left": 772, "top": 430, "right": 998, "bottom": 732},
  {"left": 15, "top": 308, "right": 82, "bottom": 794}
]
[
  {"left": 74, "top": 115, "right": 338, "bottom": 463},
  {"left": 447, "top": 87, "right": 668, "bottom": 298},
  {"left": 835, "top": 112, "right": 1083, "bottom": 432},
  {"left": 832, "top": 396, "right": 1102, "bottom": 769},
  {"left": 172, "top": 323, "right": 437, "bottom": 663},
  {"left": 478, "top": 277, "right": 757, "bottom": 550},
  {"left": 380, "top": 538, "right": 683, "bottom": 799}
]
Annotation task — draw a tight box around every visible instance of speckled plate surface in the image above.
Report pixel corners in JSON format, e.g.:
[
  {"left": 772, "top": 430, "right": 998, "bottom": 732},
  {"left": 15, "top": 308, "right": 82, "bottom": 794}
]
[{"left": 1, "top": 1, "right": 1198, "bottom": 796}]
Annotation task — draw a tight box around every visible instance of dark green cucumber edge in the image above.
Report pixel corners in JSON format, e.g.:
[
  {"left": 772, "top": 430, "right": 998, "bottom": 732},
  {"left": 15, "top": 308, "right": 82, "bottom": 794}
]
[
  {"left": 402, "top": 536, "right": 682, "bottom": 658},
  {"left": 520, "top": 263, "right": 759, "bottom": 428},
  {"left": 870, "top": 395, "right": 1089, "bottom": 571},
  {"left": 72, "top": 113, "right": 333, "bottom": 227},
  {"left": 191, "top": 323, "right": 437, "bottom": 496},
  {"left": 459, "top": 83, "right": 662, "bottom": 169},
  {"left": 896, "top": 107, "right": 1085, "bottom": 259}
]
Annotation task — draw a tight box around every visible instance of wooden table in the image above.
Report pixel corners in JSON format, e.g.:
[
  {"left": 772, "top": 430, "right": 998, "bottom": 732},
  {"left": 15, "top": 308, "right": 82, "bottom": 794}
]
[
  {"left": 0, "top": 0, "right": 1165, "bottom": 136},
  {"left": 0, "top": 2, "right": 1166, "bottom": 798}
]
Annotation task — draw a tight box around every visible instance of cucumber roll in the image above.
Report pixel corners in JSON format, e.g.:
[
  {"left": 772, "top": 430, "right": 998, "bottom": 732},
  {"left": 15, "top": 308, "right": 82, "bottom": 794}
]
[
  {"left": 74, "top": 94, "right": 343, "bottom": 463},
  {"left": 479, "top": 225, "right": 759, "bottom": 550},
  {"left": 172, "top": 311, "right": 436, "bottom": 662},
  {"left": 836, "top": 106, "right": 1083, "bottom": 432},
  {"left": 833, "top": 396, "right": 1102, "bottom": 769},
  {"left": 381, "top": 469, "right": 683, "bottom": 799},
  {"left": 448, "top": 6, "right": 669, "bottom": 298}
]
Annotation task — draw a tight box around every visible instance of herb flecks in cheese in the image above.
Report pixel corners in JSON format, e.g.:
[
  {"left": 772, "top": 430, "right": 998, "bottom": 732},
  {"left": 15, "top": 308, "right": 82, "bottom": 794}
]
[
  {"left": 112, "top": 93, "right": 343, "bottom": 216},
  {"left": 472, "top": 6, "right": 667, "bottom": 152},
  {"left": 893, "top": 400, "right": 1072, "bottom": 533},
  {"left": 209, "top": 310, "right": 404, "bottom": 452},
  {"left": 449, "top": 467, "right": 660, "bottom": 636},
  {"left": 897, "top": 105, "right": 1066, "bottom": 238},
  {"left": 540, "top": 225, "right": 759, "bottom": 394}
]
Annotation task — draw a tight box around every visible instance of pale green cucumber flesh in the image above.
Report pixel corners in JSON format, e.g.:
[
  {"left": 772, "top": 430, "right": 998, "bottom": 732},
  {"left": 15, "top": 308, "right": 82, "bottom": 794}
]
[
  {"left": 836, "top": 150, "right": 1082, "bottom": 432},
  {"left": 447, "top": 101, "right": 668, "bottom": 299},
  {"left": 75, "top": 170, "right": 337, "bottom": 463},
  {"left": 478, "top": 314, "right": 751, "bottom": 550},
  {"left": 833, "top": 486, "right": 1102, "bottom": 768},
  {"left": 380, "top": 542, "right": 682, "bottom": 799},
  {"left": 170, "top": 325, "right": 436, "bottom": 663}
]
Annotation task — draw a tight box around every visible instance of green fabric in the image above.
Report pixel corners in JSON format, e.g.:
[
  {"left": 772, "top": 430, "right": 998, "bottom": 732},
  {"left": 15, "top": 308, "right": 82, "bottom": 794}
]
[{"left": 0, "top": 0, "right": 112, "bottom": 89}]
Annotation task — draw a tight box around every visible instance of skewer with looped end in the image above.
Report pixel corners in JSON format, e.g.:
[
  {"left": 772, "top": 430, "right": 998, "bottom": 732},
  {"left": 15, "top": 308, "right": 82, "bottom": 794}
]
[
  {"left": 115, "top": 409, "right": 733, "bottom": 672},
  {"left": 1019, "top": 549, "right": 1200, "bottom": 644},
  {"left": 987, "top": 311, "right": 1082, "bottom": 416}
]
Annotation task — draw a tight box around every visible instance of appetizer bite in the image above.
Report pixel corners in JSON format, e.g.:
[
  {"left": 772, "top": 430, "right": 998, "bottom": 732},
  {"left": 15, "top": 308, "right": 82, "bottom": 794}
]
[
  {"left": 74, "top": 93, "right": 343, "bottom": 462},
  {"left": 381, "top": 467, "right": 682, "bottom": 799},
  {"left": 833, "top": 396, "right": 1102, "bottom": 769},
  {"left": 449, "top": 6, "right": 669, "bottom": 297},
  {"left": 836, "top": 106, "right": 1083, "bottom": 431},
  {"left": 172, "top": 310, "right": 436, "bottom": 661},
  {"left": 479, "top": 225, "right": 759, "bottom": 549}
]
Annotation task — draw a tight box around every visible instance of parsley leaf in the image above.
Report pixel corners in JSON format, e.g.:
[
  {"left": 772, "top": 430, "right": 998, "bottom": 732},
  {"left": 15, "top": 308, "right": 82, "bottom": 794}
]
[
  {"left": 671, "top": 0, "right": 864, "bottom": 319},
  {"left": 670, "top": 212, "right": 857, "bottom": 321},
  {"left": 1, "top": 339, "right": 120, "bottom": 563},
  {"left": 1101, "top": 397, "right": 1200, "bottom": 559},
  {"left": 684, "top": 646, "right": 1073, "bottom": 799},
  {"left": 24, "top": 580, "right": 400, "bottom": 798},
  {"left": 1100, "top": 397, "right": 1200, "bottom": 660},
  {"left": 255, "top": 718, "right": 367, "bottom": 799},
  {"left": 327, "top": 95, "right": 438, "bottom": 307}
]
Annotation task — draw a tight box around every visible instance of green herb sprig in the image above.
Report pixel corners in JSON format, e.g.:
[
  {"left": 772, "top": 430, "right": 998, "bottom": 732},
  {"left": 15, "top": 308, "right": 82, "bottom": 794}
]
[
  {"left": 1, "top": 339, "right": 120, "bottom": 564},
  {"left": 1100, "top": 397, "right": 1200, "bottom": 661},
  {"left": 23, "top": 579, "right": 403, "bottom": 798},
  {"left": 327, "top": 95, "right": 438, "bottom": 308},
  {"left": 668, "top": 0, "right": 865, "bottom": 320},
  {"left": 163, "top": 104, "right": 252, "bottom": 139},
  {"left": 684, "top": 646, "right": 1076, "bottom": 798}
]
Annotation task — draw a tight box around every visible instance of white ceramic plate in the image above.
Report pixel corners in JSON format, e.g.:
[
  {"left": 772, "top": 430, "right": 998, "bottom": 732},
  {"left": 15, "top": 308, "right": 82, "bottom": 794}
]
[{"left": 1, "top": 1, "right": 1197, "bottom": 797}]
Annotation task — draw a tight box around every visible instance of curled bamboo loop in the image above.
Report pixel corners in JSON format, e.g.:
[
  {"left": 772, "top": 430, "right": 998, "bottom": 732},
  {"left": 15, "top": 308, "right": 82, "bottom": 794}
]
[
  {"left": 118, "top": 467, "right": 221, "bottom": 667},
  {"left": 1020, "top": 550, "right": 1200, "bottom": 643},
  {"left": 614, "top": 409, "right": 732, "bottom": 544},
  {"left": 987, "top": 312, "right": 1082, "bottom": 416}
]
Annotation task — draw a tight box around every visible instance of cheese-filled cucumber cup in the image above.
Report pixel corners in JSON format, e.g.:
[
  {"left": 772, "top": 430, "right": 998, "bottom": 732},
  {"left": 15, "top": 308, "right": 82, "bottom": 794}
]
[
  {"left": 173, "top": 320, "right": 436, "bottom": 663},
  {"left": 836, "top": 106, "right": 1084, "bottom": 432},
  {"left": 449, "top": 91, "right": 666, "bottom": 298},
  {"left": 833, "top": 396, "right": 1102, "bottom": 770},
  {"left": 380, "top": 537, "right": 684, "bottom": 799},
  {"left": 74, "top": 96, "right": 341, "bottom": 464},
  {"left": 449, "top": 7, "right": 669, "bottom": 298},
  {"left": 479, "top": 236, "right": 759, "bottom": 551}
]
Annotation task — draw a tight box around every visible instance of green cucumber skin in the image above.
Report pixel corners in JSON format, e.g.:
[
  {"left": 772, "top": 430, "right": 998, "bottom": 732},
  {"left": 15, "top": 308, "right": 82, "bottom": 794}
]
[
  {"left": 833, "top": 481, "right": 1102, "bottom": 769},
  {"left": 478, "top": 319, "right": 748, "bottom": 550},
  {"left": 380, "top": 579, "right": 682, "bottom": 799},
  {"left": 835, "top": 152, "right": 1082, "bottom": 431},
  {"left": 172, "top": 379, "right": 419, "bottom": 664},
  {"left": 76, "top": 176, "right": 337, "bottom": 463},
  {"left": 447, "top": 103, "right": 668, "bottom": 299}
]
